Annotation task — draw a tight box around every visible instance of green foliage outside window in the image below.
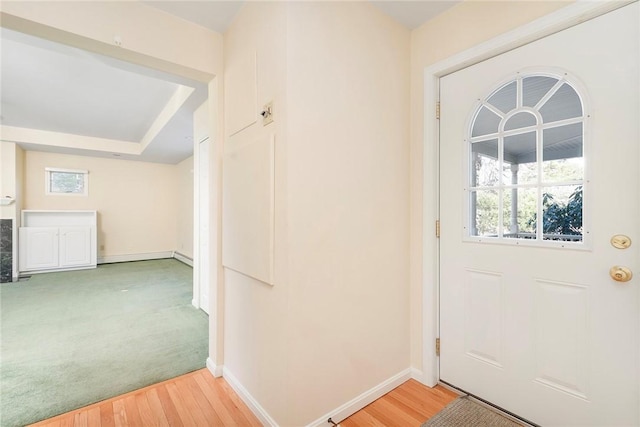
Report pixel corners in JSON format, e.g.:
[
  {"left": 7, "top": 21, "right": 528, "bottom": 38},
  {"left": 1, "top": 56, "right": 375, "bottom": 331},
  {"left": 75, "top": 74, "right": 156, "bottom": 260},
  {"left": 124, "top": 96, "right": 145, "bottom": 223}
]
[{"left": 531, "top": 186, "right": 583, "bottom": 237}]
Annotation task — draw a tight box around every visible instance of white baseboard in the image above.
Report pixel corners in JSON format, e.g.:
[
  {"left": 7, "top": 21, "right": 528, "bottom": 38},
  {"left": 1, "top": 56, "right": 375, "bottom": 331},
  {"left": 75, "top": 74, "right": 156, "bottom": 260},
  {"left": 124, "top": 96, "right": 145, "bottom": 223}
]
[
  {"left": 306, "top": 368, "right": 412, "bottom": 427},
  {"left": 173, "top": 251, "right": 193, "bottom": 267},
  {"left": 192, "top": 298, "right": 200, "bottom": 309},
  {"left": 222, "top": 367, "right": 279, "bottom": 427},
  {"left": 206, "top": 357, "right": 223, "bottom": 378},
  {"left": 97, "top": 251, "right": 173, "bottom": 264},
  {"left": 19, "top": 265, "right": 96, "bottom": 275}
]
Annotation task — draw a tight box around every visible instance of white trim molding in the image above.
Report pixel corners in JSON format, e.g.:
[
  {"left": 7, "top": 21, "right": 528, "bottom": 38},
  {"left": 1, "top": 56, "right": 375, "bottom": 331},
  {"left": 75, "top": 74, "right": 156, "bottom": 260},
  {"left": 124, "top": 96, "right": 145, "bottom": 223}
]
[
  {"left": 222, "top": 367, "right": 279, "bottom": 427},
  {"left": 206, "top": 357, "right": 223, "bottom": 378},
  {"left": 421, "top": 0, "right": 634, "bottom": 389},
  {"left": 173, "top": 251, "right": 194, "bottom": 267},
  {"left": 306, "top": 368, "right": 412, "bottom": 427},
  {"left": 97, "top": 251, "right": 173, "bottom": 264}
]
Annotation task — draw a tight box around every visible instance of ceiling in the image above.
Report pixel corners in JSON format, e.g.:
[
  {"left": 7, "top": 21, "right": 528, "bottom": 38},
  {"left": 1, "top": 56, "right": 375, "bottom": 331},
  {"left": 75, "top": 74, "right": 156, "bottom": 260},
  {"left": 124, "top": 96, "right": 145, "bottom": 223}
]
[
  {"left": 142, "top": 1, "right": 245, "bottom": 33},
  {"left": 369, "top": 1, "right": 461, "bottom": 29},
  {"left": 0, "top": 1, "right": 459, "bottom": 164},
  {"left": 1, "top": 27, "right": 207, "bottom": 164},
  {"left": 143, "top": 1, "right": 461, "bottom": 32}
]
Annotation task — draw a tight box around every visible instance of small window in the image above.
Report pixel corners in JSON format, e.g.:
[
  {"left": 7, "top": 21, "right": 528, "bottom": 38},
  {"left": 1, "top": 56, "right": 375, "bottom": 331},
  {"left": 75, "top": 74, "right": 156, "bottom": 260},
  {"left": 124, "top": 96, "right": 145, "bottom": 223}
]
[
  {"left": 45, "top": 168, "right": 88, "bottom": 196},
  {"left": 467, "top": 72, "right": 585, "bottom": 246}
]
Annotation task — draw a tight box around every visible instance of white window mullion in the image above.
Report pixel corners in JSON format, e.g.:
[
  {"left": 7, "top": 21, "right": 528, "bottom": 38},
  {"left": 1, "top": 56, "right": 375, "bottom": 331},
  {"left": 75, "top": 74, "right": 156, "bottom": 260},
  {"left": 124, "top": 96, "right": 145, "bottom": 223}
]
[
  {"left": 534, "top": 79, "right": 564, "bottom": 111},
  {"left": 483, "top": 102, "right": 506, "bottom": 119},
  {"left": 536, "top": 128, "right": 544, "bottom": 241},
  {"left": 498, "top": 135, "right": 505, "bottom": 238}
]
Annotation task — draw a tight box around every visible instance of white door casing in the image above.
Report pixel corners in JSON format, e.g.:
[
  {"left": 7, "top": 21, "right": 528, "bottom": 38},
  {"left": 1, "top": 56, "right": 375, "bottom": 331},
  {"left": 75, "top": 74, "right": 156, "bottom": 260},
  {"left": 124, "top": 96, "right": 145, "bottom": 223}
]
[
  {"left": 199, "top": 137, "right": 211, "bottom": 314},
  {"left": 438, "top": 4, "right": 638, "bottom": 426}
]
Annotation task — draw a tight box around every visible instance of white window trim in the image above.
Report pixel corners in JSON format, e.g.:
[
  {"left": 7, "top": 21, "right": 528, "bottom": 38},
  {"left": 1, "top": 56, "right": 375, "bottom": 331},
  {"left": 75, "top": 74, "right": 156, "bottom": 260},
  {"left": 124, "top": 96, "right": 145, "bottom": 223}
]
[{"left": 45, "top": 167, "right": 89, "bottom": 196}]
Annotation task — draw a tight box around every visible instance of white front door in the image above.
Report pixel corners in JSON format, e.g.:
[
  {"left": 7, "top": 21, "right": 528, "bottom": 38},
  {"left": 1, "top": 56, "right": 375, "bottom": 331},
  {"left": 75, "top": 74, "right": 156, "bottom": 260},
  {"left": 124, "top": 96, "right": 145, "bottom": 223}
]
[{"left": 439, "top": 4, "right": 639, "bottom": 425}]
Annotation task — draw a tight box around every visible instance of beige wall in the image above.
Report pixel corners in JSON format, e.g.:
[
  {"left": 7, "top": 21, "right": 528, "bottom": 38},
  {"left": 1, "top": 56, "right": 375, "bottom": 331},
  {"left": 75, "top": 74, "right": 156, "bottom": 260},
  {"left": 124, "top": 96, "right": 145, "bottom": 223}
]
[
  {"left": 176, "top": 155, "right": 194, "bottom": 259},
  {"left": 408, "top": 0, "right": 572, "bottom": 371},
  {"left": 23, "top": 151, "right": 179, "bottom": 259},
  {"left": 223, "top": 1, "right": 289, "bottom": 422},
  {"left": 223, "top": 1, "right": 410, "bottom": 424},
  {"left": 286, "top": 2, "right": 410, "bottom": 424}
]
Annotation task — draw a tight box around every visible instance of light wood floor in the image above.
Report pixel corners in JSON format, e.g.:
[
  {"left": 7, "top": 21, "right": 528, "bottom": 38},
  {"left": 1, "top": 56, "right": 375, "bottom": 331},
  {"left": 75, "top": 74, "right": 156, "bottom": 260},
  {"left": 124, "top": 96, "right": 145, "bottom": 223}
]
[
  {"left": 29, "top": 369, "right": 261, "bottom": 427},
  {"left": 341, "top": 380, "right": 458, "bottom": 426},
  {"left": 30, "top": 370, "right": 458, "bottom": 426}
]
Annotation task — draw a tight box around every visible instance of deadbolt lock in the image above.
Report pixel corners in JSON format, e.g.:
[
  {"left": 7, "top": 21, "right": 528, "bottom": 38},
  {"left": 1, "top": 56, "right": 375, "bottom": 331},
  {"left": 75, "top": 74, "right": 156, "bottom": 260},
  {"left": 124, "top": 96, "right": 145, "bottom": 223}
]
[
  {"left": 610, "top": 266, "right": 632, "bottom": 283},
  {"left": 611, "top": 234, "right": 632, "bottom": 249}
]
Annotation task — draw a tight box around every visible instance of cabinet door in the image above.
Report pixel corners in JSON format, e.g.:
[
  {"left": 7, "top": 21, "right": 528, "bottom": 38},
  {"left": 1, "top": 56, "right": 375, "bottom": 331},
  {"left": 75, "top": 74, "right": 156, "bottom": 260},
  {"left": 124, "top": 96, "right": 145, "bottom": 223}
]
[
  {"left": 59, "top": 227, "right": 91, "bottom": 268},
  {"left": 19, "top": 227, "right": 59, "bottom": 271}
]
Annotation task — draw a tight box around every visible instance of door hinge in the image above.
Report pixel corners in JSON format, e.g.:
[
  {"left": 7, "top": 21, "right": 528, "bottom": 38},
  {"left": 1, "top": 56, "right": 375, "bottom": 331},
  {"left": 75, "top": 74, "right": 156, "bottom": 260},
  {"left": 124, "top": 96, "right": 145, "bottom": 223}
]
[
  {"left": 436, "top": 101, "right": 441, "bottom": 120},
  {"left": 435, "top": 220, "right": 440, "bottom": 238},
  {"left": 436, "top": 338, "right": 441, "bottom": 356}
]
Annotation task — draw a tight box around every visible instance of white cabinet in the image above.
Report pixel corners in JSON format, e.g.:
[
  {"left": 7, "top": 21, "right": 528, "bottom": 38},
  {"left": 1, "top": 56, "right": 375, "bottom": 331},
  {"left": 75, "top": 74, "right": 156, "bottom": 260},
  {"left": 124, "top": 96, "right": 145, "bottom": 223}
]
[
  {"left": 20, "top": 227, "right": 59, "bottom": 270},
  {"left": 59, "top": 227, "right": 92, "bottom": 268},
  {"left": 19, "top": 211, "right": 97, "bottom": 273}
]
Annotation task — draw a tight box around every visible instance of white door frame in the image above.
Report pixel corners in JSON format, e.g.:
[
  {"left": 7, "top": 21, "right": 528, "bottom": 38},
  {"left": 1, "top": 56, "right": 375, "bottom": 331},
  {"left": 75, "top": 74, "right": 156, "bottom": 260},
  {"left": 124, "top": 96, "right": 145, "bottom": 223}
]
[
  {"left": 421, "top": 0, "right": 636, "bottom": 393},
  {"left": 193, "top": 135, "right": 210, "bottom": 311}
]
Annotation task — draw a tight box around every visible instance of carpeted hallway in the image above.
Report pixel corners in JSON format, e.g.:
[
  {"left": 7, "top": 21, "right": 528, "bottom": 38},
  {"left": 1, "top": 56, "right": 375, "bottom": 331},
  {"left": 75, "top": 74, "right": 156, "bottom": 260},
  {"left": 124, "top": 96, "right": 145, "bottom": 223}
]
[{"left": 0, "top": 259, "right": 208, "bottom": 427}]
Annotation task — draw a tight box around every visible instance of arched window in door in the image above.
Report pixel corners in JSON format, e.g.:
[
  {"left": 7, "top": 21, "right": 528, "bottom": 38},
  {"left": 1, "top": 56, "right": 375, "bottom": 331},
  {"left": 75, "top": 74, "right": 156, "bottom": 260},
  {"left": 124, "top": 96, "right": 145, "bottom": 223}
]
[{"left": 467, "top": 73, "right": 586, "bottom": 245}]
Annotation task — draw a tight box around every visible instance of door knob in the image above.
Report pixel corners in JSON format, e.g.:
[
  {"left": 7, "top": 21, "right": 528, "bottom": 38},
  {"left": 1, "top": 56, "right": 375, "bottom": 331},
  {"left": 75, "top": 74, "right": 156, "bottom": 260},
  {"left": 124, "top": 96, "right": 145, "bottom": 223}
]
[
  {"left": 611, "top": 235, "right": 632, "bottom": 249},
  {"left": 610, "top": 266, "right": 632, "bottom": 282}
]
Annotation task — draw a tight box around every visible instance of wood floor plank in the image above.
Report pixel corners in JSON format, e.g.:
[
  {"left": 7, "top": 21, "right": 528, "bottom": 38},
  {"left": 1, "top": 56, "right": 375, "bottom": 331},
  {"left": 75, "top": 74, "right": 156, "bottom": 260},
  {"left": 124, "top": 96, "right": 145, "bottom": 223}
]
[
  {"left": 341, "top": 380, "right": 459, "bottom": 426},
  {"left": 164, "top": 382, "right": 195, "bottom": 426},
  {"left": 73, "top": 410, "right": 88, "bottom": 427},
  {"left": 172, "top": 377, "right": 210, "bottom": 426},
  {"left": 392, "top": 386, "right": 454, "bottom": 417},
  {"left": 383, "top": 394, "right": 427, "bottom": 423},
  {"left": 154, "top": 385, "right": 184, "bottom": 427},
  {"left": 60, "top": 417, "right": 74, "bottom": 427},
  {"left": 202, "top": 373, "right": 244, "bottom": 419},
  {"left": 193, "top": 372, "right": 237, "bottom": 425},
  {"left": 122, "top": 395, "right": 143, "bottom": 427},
  {"left": 341, "top": 409, "right": 387, "bottom": 427},
  {"left": 86, "top": 407, "right": 101, "bottom": 427},
  {"left": 404, "top": 380, "right": 457, "bottom": 401},
  {"left": 99, "top": 402, "right": 115, "bottom": 427},
  {"left": 111, "top": 399, "right": 128, "bottom": 427},
  {"left": 366, "top": 397, "right": 421, "bottom": 426},
  {"left": 132, "top": 393, "right": 154, "bottom": 427},
  {"left": 207, "top": 372, "right": 262, "bottom": 426},
  {"left": 184, "top": 373, "right": 225, "bottom": 425},
  {"left": 142, "top": 389, "right": 171, "bottom": 427}
]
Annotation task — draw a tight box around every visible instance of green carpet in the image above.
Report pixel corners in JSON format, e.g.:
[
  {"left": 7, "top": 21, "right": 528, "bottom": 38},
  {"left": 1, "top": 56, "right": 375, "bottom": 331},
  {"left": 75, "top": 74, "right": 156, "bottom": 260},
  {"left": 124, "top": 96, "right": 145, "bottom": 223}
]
[{"left": 0, "top": 259, "right": 208, "bottom": 427}]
